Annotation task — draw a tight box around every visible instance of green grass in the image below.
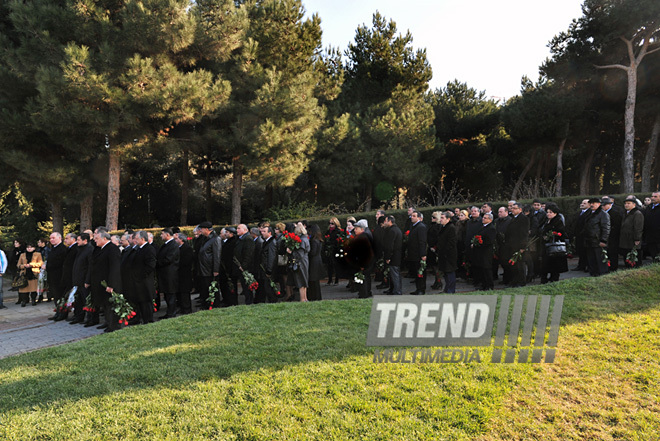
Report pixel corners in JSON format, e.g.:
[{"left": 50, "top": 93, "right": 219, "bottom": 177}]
[{"left": 1, "top": 267, "right": 660, "bottom": 440}]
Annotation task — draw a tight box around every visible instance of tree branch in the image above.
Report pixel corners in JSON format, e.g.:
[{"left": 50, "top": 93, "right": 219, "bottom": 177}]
[
  {"left": 594, "top": 63, "right": 629, "bottom": 71},
  {"left": 646, "top": 46, "right": 660, "bottom": 56}
]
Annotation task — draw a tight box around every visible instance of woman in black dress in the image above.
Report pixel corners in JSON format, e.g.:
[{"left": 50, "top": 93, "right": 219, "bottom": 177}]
[{"left": 540, "top": 203, "right": 568, "bottom": 283}]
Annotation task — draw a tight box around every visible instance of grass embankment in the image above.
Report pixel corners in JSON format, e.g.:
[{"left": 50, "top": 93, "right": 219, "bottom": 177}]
[{"left": 1, "top": 267, "right": 659, "bottom": 440}]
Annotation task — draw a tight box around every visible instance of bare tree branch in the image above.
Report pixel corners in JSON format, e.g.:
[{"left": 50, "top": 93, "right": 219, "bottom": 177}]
[{"left": 594, "top": 63, "right": 629, "bottom": 70}]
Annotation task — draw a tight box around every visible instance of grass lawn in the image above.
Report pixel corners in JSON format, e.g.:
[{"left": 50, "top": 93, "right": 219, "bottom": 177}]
[{"left": 1, "top": 266, "right": 659, "bottom": 440}]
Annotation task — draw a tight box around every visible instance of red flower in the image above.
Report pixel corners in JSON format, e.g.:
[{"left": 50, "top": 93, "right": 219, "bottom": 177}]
[
  {"left": 607, "top": 261, "right": 611, "bottom": 267},
  {"left": 405, "top": 230, "right": 410, "bottom": 236},
  {"left": 209, "top": 306, "right": 213, "bottom": 310}
]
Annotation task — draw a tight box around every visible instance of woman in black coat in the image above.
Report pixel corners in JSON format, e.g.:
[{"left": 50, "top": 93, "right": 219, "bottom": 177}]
[
  {"left": 307, "top": 224, "right": 326, "bottom": 301},
  {"left": 540, "top": 203, "right": 568, "bottom": 283}
]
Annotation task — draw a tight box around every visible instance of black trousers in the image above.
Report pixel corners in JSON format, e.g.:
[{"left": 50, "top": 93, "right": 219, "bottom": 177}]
[
  {"left": 308, "top": 280, "right": 322, "bottom": 301},
  {"left": 408, "top": 260, "right": 426, "bottom": 293},
  {"left": 100, "top": 294, "right": 119, "bottom": 331},
  {"left": 586, "top": 247, "right": 609, "bottom": 276},
  {"left": 473, "top": 266, "right": 494, "bottom": 290}
]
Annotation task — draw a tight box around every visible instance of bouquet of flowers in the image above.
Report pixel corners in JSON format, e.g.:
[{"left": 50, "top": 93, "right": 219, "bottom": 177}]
[
  {"left": 601, "top": 248, "right": 610, "bottom": 266},
  {"left": 234, "top": 257, "right": 258, "bottom": 294},
  {"left": 333, "top": 229, "right": 348, "bottom": 258},
  {"left": 83, "top": 294, "right": 96, "bottom": 313},
  {"left": 470, "top": 235, "right": 484, "bottom": 247},
  {"left": 417, "top": 259, "right": 427, "bottom": 278},
  {"left": 207, "top": 280, "right": 218, "bottom": 309},
  {"left": 283, "top": 231, "right": 303, "bottom": 250},
  {"left": 509, "top": 250, "right": 524, "bottom": 266},
  {"left": 543, "top": 230, "right": 563, "bottom": 242},
  {"left": 354, "top": 271, "right": 365, "bottom": 284},
  {"left": 625, "top": 249, "right": 638, "bottom": 267},
  {"left": 101, "top": 280, "right": 136, "bottom": 326},
  {"left": 54, "top": 297, "right": 69, "bottom": 315}
]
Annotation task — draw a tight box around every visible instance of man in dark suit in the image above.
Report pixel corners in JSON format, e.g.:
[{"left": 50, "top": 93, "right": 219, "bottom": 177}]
[
  {"left": 258, "top": 226, "right": 278, "bottom": 303},
  {"left": 132, "top": 231, "right": 157, "bottom": 324},
  {"left": 406, "top": 211, "right": 428, "bottom": 295},
  {"left": 249, "top": 227, "right": 264, "bottom": 303},
  {"left": 464, "top": 206, "right": 482, "bottom": 272},
  {"left": 54, "top": 233, "right": 78, "bottom": 320},
  {"left": 174, "top": 233, "right": 193, "bottom": 314},
  {"left": 644, "top": 191, "right": 660, "bottom": 261},
  {"left": 233, "top": 224, "right": 255, "bottom": 304},
  {"left": 573, "top": 198, "right": 590, "bottom": 271},
  {"left": 602, "top": 196, "right": 623, "bottom": 271},
  {"left": 349, "top": 219, "right": 375, "bottom": 298},
  {"left": 85, "top": 228, "right": 122, "bottom": 332},
  {"left": 120, "top": 232, "right": 138, "bottom": 320},
  {"left": 504, "top": 203, "right": 530, "bottom": 287},
  {"left": 494, "top": 207, "right": 512, "bottom": 284},
  {"left": 71, "top": 233, "right": 93, "bottom": 325},
  {"left": 382, "top": 215, "right": 403, "bottom": 295},
  {"left": 470, "top": 213, "right": 497, "bottom": 290},
  {"left": 156, "top": 228, "right": 180, "bottom": 319},
  {"left": 584, "top": 198, "right": 610, "bottom": 276},
  {"left": 198, "top": 222, "right": 223, "bottom": 307},
  {"left": 46, "top": 232, "right": 67, "bottom": 318}
]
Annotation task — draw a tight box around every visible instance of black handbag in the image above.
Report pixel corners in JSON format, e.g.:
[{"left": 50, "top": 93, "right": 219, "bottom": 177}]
[
  {"left": 545, "top": 240, "right": 567, "bottom": 257},
  {"left": 12, "top": 272, "right": 28, "bottom": 289}
]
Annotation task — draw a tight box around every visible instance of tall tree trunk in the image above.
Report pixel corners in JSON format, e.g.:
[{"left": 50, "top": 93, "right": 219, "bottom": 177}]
[
  {"left": 205, "top": 161, "right": 212, "bottom": 221},
  {"left": 621, "top": 66, "right": 638, "bottom": 193},
  {"left": 180, "top": 149, "right": 189, "bottom": 226},
  {"left": 580, "top": 145, "right": 596, "bottom": 195},
  {"left": 264, "top": 184, "right": 274, "bottom": 211},
  {"left": 364, "top": 183, "right": 373, "bottom": 212},
  {"left": 231, "top": 156, "right": 242, "bottom": 225},
  {"left": 641, "top": 113, "right": 660, "bottom": 193},
  {"left": 512, "top": 149, "right": 537, "bottom": 200},
  {"left": 533, "top": 150, "right": 543, "bottom": 197},
  {"left": 555, "top": 123, "right": 569, "bottom": 197},
  {"left": 51, "top": 197, "right": 63, "bottom": 234},
  {"left": 105, "top": 148, "right": 121, "bottom": 231},
  {"left": 80, "top": 193, "right": 93, "bottom": 232}
]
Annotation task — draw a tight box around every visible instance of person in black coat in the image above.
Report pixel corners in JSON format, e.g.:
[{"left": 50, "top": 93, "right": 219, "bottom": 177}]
[
  {"left": 470, "top": 213, "right": 497, "bottom": 290},
  {"left": 406, "top": 211, "right": 427, "bottom": 295},
  {"left": 540, "top": 204, "right": 568, "bottom": 283},
  {"left": 584, "top": 198, "right": 611, "bottom": 276},
  {"left": 463, "top": 207, "right": 482, "bottom": 271},
  {"left": 131, "top": 231, "right": 157, "bottom": 324},
  {"left": 46, "top": 232, "right": 67, "bottom": 314},
  {"left": 219, "top": 227, "right": 236, "bottom": 306},
  {"left": 174, "top": 233, "right": 193, "bottom": 314},
  {"left": 156, "top": 228, "right": 180, "bottom": 319},
  {"left": 427, "top": 212, "right": 442, "bottom": 290},
  {"left": 602, "top": 197, "right": 624, "bottom": 271},
  {"left": 436, "top": 212, "right": 458, "bottom": 293},
  {"left": 643, "top": 191, "right": 660, "bottom": 261},
  {"left": 54, "top": 233, "right": 78, "bottom": 320},
  {"left": 494, "top": 207, "right": 512, "bottom": 283},
  {"left": 85, "top": 229, "right": 122, "bottom": 332},
  {"left": 572, "top": 199, "right": 590, "bottom": 271},
  {"left": 258, "top": 226, "right": 278, "bottom": 303},
  {"left": 70, "top": 234, "right": 93, "bottom": 325},
  {"left": 234, "top": 224, "right": 255, "bottom": 304},
  {"left": 503, "top": 203, "right": 530, "bottom": 287},
  {"left": 120, "top": 233, "right": 137, "bottom": 306},
  {"left": 307, "top": 224, "right": 326, "bottom": 301},
  {"left": 382, "top": 215, "right": 403, "bottom": 295},
  {"left": 346, "top": 220, "right": 374, "bottom": 299}
]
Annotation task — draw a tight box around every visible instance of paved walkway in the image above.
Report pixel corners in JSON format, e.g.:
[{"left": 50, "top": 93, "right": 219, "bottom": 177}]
[{"left": 0, "top": 258, "right": 591, "bottom": 360}]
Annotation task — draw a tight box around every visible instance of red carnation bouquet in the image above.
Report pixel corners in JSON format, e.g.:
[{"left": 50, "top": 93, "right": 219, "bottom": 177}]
[
  {"left": 625, "top": 249, "right": 638, "bottom": 268},
  {"left": 470, "top": 235, "right": 484, "bottom": 247},
  {"left": 544, "top": 230, "right": 563, "bottom": 242},
  {"left": 234, "top": 257, "right": 258, "bottom": 294},
  {"left": 283, "top": 231, "right": 303, "bottom": 250},
  {"left": 101, "top": 280, "right": 136, "bottom": 326}
]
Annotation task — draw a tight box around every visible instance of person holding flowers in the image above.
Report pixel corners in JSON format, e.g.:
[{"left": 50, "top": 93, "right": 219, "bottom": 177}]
[
  {"left": 324, "top": 217, "right": 342, "bottom": 286},
  {"left": 285, "top": 223, "right": 310, "bottom": 302},
  {"left": 16, "top": 242, "right": 43, "bottom": 307},
  {"left": 540, "top": 203, "right": 568, "bottom": 283},
  {"left": 619, "top": 196, "right": 644, "bottom": 268},
  {"left": 470, "top": 213, "right": 497, "bottom": 291},
  {"left": 503, "top": 203, "right": 529, "bottom": 287},
  {"left": 584, "top": 197, "right": 611, "bottom": 277}
]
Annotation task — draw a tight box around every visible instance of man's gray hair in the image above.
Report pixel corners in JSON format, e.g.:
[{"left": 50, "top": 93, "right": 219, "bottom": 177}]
[
  {"left": 51, "top": 232, "right": 62, "bottom": 239},
  {"left": 137, "top": 231, "right": 149, "bottom": 241},
  {"left": 98, "top": 231, "right": 111, "bottom": 241},
  {"left": 176, "top": 233, "right": 187, "bottom": 242},
  {"left": 483, "top": 213, "right": 494, "bottom": 221}
]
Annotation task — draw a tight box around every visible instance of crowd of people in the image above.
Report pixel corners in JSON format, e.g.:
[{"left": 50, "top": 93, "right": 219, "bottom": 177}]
[{"left": 1, "top": 191, "right": 659, "bottom": 325}]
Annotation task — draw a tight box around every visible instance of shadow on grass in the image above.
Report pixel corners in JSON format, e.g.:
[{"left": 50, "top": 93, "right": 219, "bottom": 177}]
[
  {"left": 1, "top": 265, "right": 659, "bottom": 414},
  {"left": 0, "top": 300, "right": 375, "bottom": 414}
]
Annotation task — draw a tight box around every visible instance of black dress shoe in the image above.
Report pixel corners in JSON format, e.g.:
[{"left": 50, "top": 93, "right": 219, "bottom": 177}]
[
  {"left": 158, "top": 315, "right": 173, "bottom": 320},
  {"left": 375, "top": 283, "right": 388, "bottom": 289},
  {"left": 0, "top": 305, "right": 7, "bottom": 309},
  {"left": 83, "top": 320, "right": 99, "bottom": 328},
  {"left": 103, "top": 328, "right": 114, "bottom": 333},
  {"left": 382, "top": 290, "right": 393, "bottom": 295},
  {"left": 48, "top": 313, "right": 58, "bottom": 320},
  {"left": 96, "top": 324, "right": 108, "bottom": 329},
  {"left": 409, "top": 291, "right": 425, "bottom": 295},
  {"left": 69, "top": 318, "right": 84, "bottom": 325}
]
